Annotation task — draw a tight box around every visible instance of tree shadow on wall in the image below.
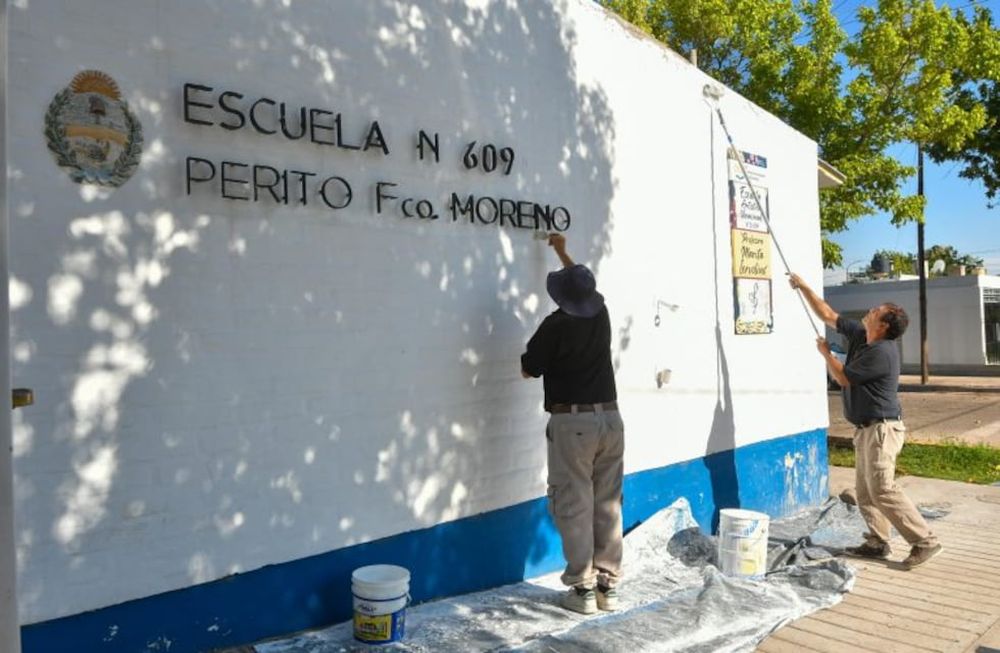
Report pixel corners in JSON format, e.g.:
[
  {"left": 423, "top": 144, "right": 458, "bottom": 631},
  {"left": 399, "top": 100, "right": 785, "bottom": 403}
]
[
  {"left": 10, "top": 0, "right": 617, "bottom": 649},
  {"left": 334, "top": 0, "right": 617, "bottom": 624},
  {"left": 703, "top": 111, "right": 739, "bottom": 535}
]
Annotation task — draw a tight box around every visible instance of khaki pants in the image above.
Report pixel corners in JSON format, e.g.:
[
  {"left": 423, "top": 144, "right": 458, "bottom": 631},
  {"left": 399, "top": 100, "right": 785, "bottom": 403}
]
[
  {"left": 854, "top": 420, "right": 938, "bottom": 548},
  {"left": 546, "top": 408, "right": 624, "bottom": 589}
]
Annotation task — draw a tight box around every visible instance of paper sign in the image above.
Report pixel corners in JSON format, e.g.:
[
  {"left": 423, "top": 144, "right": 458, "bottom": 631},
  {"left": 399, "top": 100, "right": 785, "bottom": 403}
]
[
  {"left": 728, "top": 150, "right": 773, "bottom": 334},
  {"left": 731, "top": 229, "right": 771, "bottom": 279},
  {"left": 728, "top": 154, "right": 769, "bottom": 233},
  {"left": 734, "top": 278, "right": 773, "bottom": 335}
]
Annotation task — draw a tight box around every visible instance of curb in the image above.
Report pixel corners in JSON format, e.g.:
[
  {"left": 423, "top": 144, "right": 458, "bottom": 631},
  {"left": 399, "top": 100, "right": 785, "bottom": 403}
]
[
  {"left": 898, "top": 384, "right": 1000, "bottom": 394},
  {"left": 827, "top": 435, "right": 853, "bottom": 448}
]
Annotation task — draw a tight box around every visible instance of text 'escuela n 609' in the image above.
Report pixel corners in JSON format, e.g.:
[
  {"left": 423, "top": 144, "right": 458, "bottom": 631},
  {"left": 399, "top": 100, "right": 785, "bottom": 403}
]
[{"left": 181, "top": 82, "right": 572, "bottom": 233}]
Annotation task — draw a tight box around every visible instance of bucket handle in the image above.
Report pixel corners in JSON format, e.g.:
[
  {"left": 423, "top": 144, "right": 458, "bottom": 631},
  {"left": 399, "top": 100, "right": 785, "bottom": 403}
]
[{"left": 352, "top": 592, "right": 410, "bottom": 605}]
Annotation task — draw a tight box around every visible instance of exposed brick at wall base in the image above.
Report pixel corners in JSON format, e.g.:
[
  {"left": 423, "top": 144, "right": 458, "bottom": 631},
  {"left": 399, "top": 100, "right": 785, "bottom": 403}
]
[{"left": 21, "top": 428, "right": 827, "bottom": 653}]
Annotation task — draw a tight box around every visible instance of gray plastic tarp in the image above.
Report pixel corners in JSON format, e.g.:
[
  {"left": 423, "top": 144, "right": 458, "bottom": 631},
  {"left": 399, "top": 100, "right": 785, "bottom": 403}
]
[{"left": 256, "top": 498, "right": 856, "bottom": 653}]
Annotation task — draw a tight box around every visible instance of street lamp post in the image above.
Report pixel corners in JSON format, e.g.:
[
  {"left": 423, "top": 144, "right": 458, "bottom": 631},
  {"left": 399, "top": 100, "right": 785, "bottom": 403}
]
[{"left": 917, "top": 146, "right": 929, "bottom": 384}]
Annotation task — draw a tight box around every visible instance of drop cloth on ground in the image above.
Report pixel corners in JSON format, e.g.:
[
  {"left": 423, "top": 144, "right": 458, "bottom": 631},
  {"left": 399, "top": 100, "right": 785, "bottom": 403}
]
[{"left": 257, "top": 497, "right": 867, "bottom": 652}]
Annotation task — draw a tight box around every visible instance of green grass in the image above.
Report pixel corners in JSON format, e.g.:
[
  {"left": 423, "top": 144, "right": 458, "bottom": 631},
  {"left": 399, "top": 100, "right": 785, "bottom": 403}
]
[{"left": 829, "top": 440, "right": 1000, "bottom": 485}]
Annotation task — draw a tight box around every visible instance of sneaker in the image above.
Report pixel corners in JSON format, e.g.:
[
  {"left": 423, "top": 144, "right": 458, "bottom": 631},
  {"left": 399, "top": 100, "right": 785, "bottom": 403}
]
[
  {"left": 844, "top": 541, "right": 891, "bottom": 559},
  {"left": 596, "top": 585, "right": 619, "bottom": 611},
  {"left": 560, "top": 586, "right": 597, "bottom": 615},
  {"left": 902, "top": 544, "right": 943, "bottom": 570}
]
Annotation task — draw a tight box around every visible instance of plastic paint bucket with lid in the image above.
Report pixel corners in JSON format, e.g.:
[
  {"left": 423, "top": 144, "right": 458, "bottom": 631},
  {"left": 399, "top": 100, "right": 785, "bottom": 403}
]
[
  {"left": 352, "top": 564, "right": 410, "bottom": 644},
  {"left": 717, "top": 509, "right": 770, "bottom": 578}
]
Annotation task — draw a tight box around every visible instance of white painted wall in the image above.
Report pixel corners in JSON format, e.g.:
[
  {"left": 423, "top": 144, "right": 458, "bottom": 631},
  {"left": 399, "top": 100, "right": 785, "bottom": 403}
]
[
  {"left": 2, "top": 0, "right": 26, "bottom": 649},
  {"left": 7, "top": 0, "right": 826, "bottom": 624},
  {"left": 825, "top": 275, "right": 1000, "bottom": 366}
]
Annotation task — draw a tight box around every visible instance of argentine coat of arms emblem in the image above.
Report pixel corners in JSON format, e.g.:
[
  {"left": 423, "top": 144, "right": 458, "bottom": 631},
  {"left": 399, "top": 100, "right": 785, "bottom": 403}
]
[{"left": 44, "top": 70, "right": 144, "bottom": 187}]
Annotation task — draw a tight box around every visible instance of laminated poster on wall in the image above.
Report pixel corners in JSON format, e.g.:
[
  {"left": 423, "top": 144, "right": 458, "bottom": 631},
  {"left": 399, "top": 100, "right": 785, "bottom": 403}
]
[
  {"left": 734, "top": 278, "right": 773, "bottom": 335},
  {"left": 728, "top": 150, "right": 773, "bottom": 334},
  {"left": 728, "top": 150, "right": 769, "bottom": 233}
]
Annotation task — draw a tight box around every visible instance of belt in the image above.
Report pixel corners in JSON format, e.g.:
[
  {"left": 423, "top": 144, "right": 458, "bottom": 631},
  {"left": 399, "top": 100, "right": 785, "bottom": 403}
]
[
  {"left": 854, "top": 416, "right": 900, "bottom": 428},
  {"left": 549, "top": 401, "right": 618, "bottom": 414}
]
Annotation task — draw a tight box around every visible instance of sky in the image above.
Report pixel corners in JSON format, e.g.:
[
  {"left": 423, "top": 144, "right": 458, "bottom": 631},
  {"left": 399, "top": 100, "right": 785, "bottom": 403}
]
[
  {"left": 824, "top": 146, "right": 1000, "bottom": 284},
  {"left": 822, "top": 0, "right": 1000, "bottom": 285}
]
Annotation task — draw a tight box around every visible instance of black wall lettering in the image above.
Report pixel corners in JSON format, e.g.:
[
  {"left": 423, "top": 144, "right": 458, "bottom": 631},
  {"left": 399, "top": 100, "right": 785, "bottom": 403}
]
[
  {"left": 183, "top": 83, "right": 215, "bottom": 126},
  {"left": 218, "top": 91, "right": 246, "bottom": 131}
]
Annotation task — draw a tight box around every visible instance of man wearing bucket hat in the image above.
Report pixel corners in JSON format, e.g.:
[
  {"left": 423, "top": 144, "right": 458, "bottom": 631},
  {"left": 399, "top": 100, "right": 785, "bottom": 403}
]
[
  {"left": 521, "top": 234, "right": 624, "bottom": 615},
  {"left": 788, "top": 273, "right": 943, "bottom": 570}
]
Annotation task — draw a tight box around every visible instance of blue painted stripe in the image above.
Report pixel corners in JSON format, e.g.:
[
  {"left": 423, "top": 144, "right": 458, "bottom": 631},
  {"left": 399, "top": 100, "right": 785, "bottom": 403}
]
[{"left": 21, "top": 428, "right": 827, "bottom": 653}]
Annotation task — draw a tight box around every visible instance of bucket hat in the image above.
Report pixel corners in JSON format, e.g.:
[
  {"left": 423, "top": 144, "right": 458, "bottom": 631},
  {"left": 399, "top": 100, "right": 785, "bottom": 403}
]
[{"left": 546, "top": 264, "right": 605, "bottom": 318}]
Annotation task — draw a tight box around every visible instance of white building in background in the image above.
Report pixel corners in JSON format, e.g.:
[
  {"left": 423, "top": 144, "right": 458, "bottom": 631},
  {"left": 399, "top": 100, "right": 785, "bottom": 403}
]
[
  {"left": 3, "top": 1, "right": 833, "bottom": 651},
  {"left": 825, "top": 274, "right": 1000, "bottom": 370}
]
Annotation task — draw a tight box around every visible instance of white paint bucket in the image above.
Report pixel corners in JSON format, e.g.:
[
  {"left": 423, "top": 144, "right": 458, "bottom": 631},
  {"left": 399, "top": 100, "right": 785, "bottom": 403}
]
[
  {"left": 717, "top": 509, "right": 770, "bottom": 578},
  {"left": 352, "top": 564, "right": 410, "bottom": 644}
]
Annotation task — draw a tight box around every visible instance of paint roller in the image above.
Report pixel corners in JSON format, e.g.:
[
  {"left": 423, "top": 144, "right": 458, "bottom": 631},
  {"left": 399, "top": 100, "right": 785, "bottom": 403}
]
[{"left": 702, "top": 84, "right": 822, "bottom": 337}]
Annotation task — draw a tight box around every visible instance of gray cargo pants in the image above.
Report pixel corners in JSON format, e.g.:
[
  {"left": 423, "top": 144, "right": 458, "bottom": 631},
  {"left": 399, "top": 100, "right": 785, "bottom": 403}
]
[{"left": 546, "top": 407, "right": 625, "bottom": 589}]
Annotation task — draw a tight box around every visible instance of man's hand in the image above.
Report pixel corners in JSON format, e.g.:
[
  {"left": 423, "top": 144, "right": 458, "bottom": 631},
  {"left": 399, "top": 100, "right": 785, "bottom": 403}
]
[
  {"left": 548, "top": 233, "right": 574, "bottom": 268},
  {"left": 787, "top": 272, "right": 839, "bottom": 328},
  {"left": 818, "top": 336, "right": 849, "bottom": 387},
  {"left": 788, "top": 273, "right": 807, "bottom": 291}
]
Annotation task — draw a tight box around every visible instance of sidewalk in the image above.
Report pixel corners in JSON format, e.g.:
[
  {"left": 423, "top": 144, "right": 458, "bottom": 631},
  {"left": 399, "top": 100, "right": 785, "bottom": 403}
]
[{"left": 758, "top": 467, "right": 1000, "bottom": 653}]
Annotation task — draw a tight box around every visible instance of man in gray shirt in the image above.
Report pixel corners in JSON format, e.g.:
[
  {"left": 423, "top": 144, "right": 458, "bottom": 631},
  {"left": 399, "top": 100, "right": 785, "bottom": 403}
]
[{"left": 789, "top": 273, "right": 942, "bottom": 569}]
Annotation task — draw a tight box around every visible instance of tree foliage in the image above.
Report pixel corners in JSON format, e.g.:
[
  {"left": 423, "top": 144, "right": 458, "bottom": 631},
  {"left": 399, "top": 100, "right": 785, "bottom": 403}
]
[
  {"left": 926, "top": 8, "right": 1000, "bottom": 205},
  {"left": 871, "top": 249, "right": 916, "bottom": 275},
  {"left": 925, "top": 244, "right": 984, "bottom": 271},
  {"left": 868, "top": 245, "right": 983, "bottom": 276},
  {"left": 601, "top": 0, "right": 1000, "bottom": 267}
]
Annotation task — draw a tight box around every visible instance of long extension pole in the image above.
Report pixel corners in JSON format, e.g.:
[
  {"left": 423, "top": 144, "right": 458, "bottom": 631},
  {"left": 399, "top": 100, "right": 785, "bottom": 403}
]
[{"left": 704, "top": 86, "right": 822, "bottom": 337}]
